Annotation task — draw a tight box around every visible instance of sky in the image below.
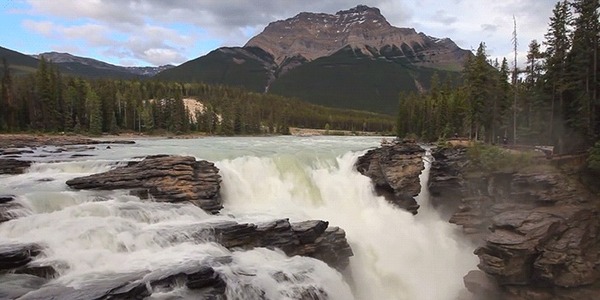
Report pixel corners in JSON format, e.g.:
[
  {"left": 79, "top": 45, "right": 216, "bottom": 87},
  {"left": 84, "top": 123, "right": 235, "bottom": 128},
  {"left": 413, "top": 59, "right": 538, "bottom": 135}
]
[{"left": 0, "top": 0, "right": 558, "bottom": 67}]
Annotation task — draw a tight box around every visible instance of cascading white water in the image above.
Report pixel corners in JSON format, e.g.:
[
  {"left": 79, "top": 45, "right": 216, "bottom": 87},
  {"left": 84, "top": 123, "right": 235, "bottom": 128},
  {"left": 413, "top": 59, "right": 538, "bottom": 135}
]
[{"left": 0, "top": 136, "right": 477, "bottom": 300}]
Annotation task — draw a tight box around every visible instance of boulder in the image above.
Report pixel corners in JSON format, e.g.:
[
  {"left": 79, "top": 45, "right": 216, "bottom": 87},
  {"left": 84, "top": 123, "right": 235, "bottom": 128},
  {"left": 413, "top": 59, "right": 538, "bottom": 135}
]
[
  {"left": 0, "top": 158, "right": 31, "bottom": 175},
  {"left": 66, "top": 155, "right": 223, "bottom": 213},
  {"left": 356, "top": 140, "right": 425, "bottom": 214}
]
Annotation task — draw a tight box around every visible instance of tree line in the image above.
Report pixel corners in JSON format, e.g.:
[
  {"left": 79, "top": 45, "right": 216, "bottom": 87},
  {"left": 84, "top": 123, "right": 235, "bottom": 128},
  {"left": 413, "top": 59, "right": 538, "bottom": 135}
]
[
  {"left": 0, "top": 57, "right": 396, "bottom": 135},
  {"left": 397, "top": 0, "right": 599, "bottom": 154}
]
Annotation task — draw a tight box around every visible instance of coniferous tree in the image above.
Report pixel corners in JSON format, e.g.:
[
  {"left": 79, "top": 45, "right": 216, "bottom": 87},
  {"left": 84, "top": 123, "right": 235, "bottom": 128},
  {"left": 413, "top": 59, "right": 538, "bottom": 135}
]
[
  {"left": 544, "top": 0, "right": 572, "bottom": 148},
  {"left": 86, "top": 84, "right": 102, "bottom": 135}
]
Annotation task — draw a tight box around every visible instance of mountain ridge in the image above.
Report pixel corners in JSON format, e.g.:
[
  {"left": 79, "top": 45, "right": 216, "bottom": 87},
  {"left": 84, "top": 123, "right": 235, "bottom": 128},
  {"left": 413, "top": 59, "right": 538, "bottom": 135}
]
[
  {"left": 156, "top": 5, "right": 470, "bottom": 115},
  {"left": 245, "top": 5, "right": 469, "bottom": 71},
  {"left": 35, "top": 52, "right": 174, "bottom": 77}
]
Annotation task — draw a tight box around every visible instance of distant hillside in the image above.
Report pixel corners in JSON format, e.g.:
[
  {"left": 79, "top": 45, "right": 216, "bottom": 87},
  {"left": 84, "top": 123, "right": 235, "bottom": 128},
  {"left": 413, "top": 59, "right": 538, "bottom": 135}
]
[
  {"left": 156, "top": 47, "right": 275, "bottom": 92},
  {"left": 0, "top": 46, "right": 40, "bottom": 75},
  {"left": 155, "top": 5, "right": 470, "bottom": 115},
  {"left": 0, "top": 47, "right": 174, "bottom": 79},
  {"left": 36, "top": 52, "right": 174, "bottom": 79}
]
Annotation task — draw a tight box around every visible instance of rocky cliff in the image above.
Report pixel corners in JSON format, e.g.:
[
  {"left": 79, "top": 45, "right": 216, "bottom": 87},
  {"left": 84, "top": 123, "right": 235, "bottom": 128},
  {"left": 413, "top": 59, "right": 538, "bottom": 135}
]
[
  {"left": 429, "top": 145, "right": 600, "bottom": 299},
  {"left": 355, "top": 140, "right": 425, "bottom": 214}
]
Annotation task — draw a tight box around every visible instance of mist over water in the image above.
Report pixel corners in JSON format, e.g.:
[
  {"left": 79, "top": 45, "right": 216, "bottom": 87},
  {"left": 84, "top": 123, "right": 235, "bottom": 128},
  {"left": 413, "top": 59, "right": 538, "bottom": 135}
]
[{"left": 0, "top": 136, "right": 476, "bottom": 299}]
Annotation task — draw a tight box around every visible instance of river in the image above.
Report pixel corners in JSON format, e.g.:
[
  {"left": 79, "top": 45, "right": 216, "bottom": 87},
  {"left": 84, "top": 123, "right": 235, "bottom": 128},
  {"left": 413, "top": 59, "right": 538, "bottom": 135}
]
[{"left": 0, "top": 136, "right": 477, "bottom": 300}]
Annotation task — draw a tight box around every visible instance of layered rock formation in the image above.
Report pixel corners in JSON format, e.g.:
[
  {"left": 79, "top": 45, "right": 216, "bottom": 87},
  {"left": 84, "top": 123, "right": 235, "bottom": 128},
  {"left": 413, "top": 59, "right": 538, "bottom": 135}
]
[
  {"left": 429, "top": 145, "right": 600, "bottom": 299},
  {"left": 0, "top": 159, "right": 31, "bottom": 175},
  {"left": 66, "top": 155, "right": 223, "bottom": 213},
  {"left": 356, "top": 140, "right": 425, "bottom": 214},
  {"left": 178, "top": 219, "right": 352, "bottom": 270}
]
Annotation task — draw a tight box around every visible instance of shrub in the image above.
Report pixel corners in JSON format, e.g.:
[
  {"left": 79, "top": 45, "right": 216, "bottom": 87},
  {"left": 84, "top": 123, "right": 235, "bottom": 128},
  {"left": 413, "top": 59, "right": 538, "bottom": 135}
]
[{"left": 467, "top": 143, "right": 534, "bottom": 173}]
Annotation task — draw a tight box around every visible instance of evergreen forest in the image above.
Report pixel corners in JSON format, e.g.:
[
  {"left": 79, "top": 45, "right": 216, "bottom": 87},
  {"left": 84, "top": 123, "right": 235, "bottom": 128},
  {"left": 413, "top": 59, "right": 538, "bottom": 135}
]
[
  {"left": 396, "top": 0, "right": 599, "bottom": 154},
  {"left": 0, "top": 57, "right": 395, "bottom": 136}
]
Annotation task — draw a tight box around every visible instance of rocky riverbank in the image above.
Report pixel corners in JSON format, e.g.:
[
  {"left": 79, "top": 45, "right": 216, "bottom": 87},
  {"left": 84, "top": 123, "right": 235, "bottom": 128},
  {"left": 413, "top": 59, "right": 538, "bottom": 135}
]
[
  {"left": 0, "top": 134, "right": 135, "bottom": 175},
  {"left": 428, "top": 144, "right": 600, "bottom": 299}
]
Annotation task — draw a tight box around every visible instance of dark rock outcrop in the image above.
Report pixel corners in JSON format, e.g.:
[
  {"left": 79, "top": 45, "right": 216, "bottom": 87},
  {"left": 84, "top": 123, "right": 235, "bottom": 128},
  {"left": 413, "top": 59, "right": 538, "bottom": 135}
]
[
  {"left": 0, "top": 243, "right": 44, "bottom": 271},
  {"left": 66, "top": 155, "right": 223, "bottom": 213},
  {"left": 429, "top": 146, "right": 600, "bottom": 299},
  {"left": 0, "top": 195, "right": 30, "bottom": 223},
  {"left": 0, "top": 158, "right": 31, "bottom": 175},
  {"left": 158, "top": 219, "right": 353, "bottom": 271},
  {"left": 356, "top": 140, "right": 425, "bottom": 214}
]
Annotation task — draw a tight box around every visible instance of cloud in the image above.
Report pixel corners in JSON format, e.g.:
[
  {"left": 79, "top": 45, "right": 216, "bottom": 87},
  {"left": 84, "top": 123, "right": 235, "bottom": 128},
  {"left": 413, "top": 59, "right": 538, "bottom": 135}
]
[
  {"left": 18, "top": 0, "right": 556, "bottom": 66},
  {"left": 22, "top": 20, "right": 54, "bottom": 36},
  {"left": 481, "top": 24, "right": 498, "bottom": 33},
  {"left": 432, "top": 10, "right": 457, "bottom": 26}
]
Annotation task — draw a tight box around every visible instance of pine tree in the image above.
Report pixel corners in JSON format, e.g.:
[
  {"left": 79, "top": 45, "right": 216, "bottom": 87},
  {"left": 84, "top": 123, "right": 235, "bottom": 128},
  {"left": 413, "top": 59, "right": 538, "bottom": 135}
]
[
  {"left": 543, "top": 0, "right": 572, "bottom": 150},
  {"left": 565, "top": 0, "right": 599, "bottom": 140},
  {"left": 87, "top": 84, "right": 103, "bottom": 135}
]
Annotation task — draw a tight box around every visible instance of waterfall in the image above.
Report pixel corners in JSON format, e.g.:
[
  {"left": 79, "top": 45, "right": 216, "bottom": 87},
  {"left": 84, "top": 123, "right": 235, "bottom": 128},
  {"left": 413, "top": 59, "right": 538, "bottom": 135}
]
[
  {"left": 0, "top": 137, "right": 477, "bottom": 299},
  {"left": 218, "top": 149, "right": 477, "bottom": 300}
]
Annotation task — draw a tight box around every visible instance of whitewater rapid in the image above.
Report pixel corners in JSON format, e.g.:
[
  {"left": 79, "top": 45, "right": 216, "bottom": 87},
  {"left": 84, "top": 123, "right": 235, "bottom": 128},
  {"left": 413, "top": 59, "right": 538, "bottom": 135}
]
[{"left": 0, "top": 136, "right": 477, "bottom": 299}]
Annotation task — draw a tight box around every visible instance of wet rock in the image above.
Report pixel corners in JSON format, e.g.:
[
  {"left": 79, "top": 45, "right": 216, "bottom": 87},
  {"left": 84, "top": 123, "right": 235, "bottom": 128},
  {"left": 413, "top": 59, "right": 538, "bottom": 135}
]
[
  {"left": 463, "top": 270, "right": 500, "bottom": 300},
  {"left": 14, "top": 260, "right": 63, "bottom": 279},
  {"left": 70, "top": 154, "right": 95, "bottom": 158},
  {"left": 66, "top": 155, "right": 223, "bottom": 213},
  {"left": 215, "top": 219, "right": 353, "bottom": 270},
  {"left": 356, "top": 140, "right": 425, "bottom": 214},
  {"left": 0, "top": 273, "right": 48, "bottom": 300},
  {"left": 0, "top": 158, "right": 31, "bottom": 174},
  {"left": 0, "top": 195, "right": 30, "bottom": 223},
  {"left": 18, "top": 264, "right": 229, "bottom": 300},
  {"left": 0, "top": 148, "right": 34, "bottom": 155},
  {"left": 0, "top": 242, "right": 44, "bottom": 271},
  {"left": 159, "top": 219, "right": 353, "bottom": 271}
]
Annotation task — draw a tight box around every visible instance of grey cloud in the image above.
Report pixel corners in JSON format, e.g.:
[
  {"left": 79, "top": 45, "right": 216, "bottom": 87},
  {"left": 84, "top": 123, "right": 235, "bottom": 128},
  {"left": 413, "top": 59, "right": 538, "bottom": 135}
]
[
  {"left": 481, "top": 24, "right": 498, "bottom": 32},
  {"left": 432, "top": 10, "right": 457, "bottom": 25}
]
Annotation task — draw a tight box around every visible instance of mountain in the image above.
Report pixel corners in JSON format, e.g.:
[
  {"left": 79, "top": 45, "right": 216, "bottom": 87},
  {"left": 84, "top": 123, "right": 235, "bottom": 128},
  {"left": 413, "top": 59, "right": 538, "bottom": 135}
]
[
  {"left": 156, "top": 5, "right": 471, "bottom": 115},
  {"left": 36, "top": 52, "right": 174, "bottom": 78}
]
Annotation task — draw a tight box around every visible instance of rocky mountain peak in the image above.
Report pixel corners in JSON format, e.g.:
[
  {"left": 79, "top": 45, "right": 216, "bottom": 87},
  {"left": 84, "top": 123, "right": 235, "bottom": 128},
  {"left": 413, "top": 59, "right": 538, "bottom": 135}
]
[
  {"left": 245, "top": 5, "right": 467, "bottom": 70},
  {"left": 335, "top": 5, "right": 388, "bottom": 24}
]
